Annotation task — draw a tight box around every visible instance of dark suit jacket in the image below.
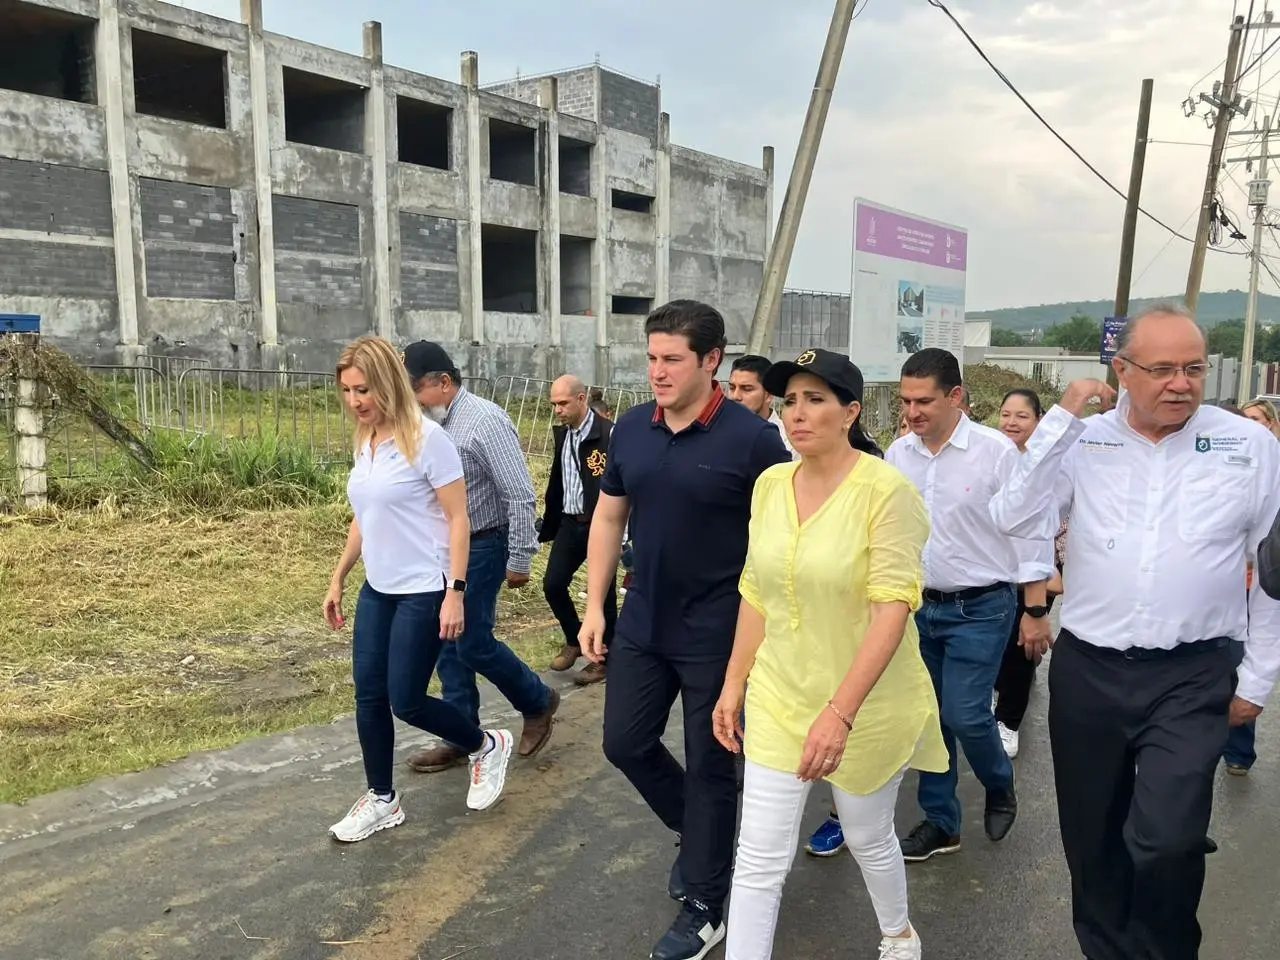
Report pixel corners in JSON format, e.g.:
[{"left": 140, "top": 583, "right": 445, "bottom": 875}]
[{"left": 539, "top": 413, "right": 613, "bottom": 543}]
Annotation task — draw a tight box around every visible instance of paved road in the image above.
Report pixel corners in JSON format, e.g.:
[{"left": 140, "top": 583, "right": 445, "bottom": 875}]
[{"left": 1, "top": 668, "right": 1275, "bottom": 960}]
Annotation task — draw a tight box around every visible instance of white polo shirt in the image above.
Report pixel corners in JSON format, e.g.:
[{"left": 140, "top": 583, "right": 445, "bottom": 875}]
[
  {"left": 991, "top": 397, "right": 1280, "bottom": 706},
  {"left": 347, "top": 415, "right": 465, "bottom": 595}
]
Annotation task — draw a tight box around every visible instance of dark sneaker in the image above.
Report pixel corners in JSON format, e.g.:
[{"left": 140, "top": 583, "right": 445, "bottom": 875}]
[
  {"left": 406, "top": 743, "right": 467, "bottom": 773},
  {"left": 668, "top": 851, "right": 686, "bottom": 902},
  {"left": 650, "top": 899, "right": 725, "bottom": 960},
  {"left": 1205, "top": 836, "right": 1219, "bottom": 855},
  {"left": 574, "top": 661, "right": 607, "bottom": 686},
  {"left": 519, "top": 687, "right": 560, "bottom": 758},
  {"left": 804, "top": 816, "right": 846, "bottom": 857},
  {"left": 984, "top": 777, "right": 1018, "bottom": 841},
  {"left": 900, "top": 820, "right": 961, "bottom": 862}
]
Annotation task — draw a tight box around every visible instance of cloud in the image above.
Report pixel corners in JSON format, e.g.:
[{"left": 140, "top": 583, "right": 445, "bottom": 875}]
[{"left": 168, "top": 0, "right": 1255, "bottom": 310}]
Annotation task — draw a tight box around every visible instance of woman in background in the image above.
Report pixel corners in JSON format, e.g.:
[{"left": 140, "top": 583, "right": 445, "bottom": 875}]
[
  {"left": 992, "top": 389, "right": 1056, "bottom": 759},
  {"left": 1242, "top": 397, "right": 1280, "bottom": 439},
  {"left": 714, "top": 349, "right": 945, "bottom": 960},
  {"left": 324, "top": 336, "right": 514, "bottom": 842}
]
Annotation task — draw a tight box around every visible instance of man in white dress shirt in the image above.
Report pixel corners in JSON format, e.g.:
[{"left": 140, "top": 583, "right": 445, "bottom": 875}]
[
  {"left": 991, "top": 303, "right": 1280, "bottom": 960},
  {"left": 886, "top": 348, "right": 1055, "bottom": 863},
  {"left": 728, "top": 355, "right": 795, "bottom": 457}
]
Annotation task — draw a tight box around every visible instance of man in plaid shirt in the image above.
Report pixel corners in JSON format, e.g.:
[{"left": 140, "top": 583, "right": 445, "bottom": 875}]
[{"left": 401, "top": 342, "right": 560, "bottom": 773}]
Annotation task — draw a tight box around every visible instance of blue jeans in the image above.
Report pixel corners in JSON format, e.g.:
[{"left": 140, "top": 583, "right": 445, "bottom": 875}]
[
  {"left": 436, "top": 532, "right": 551, "bottom": 738},
  {"left": 915, "top": 585, "right": 1017, "bottom": 836},
  {"left": 1223, "top": 640, "right": 1256, "bottom": 770},
  {"left": 352, "top": 583, "right": 485, "bottom": 793}
]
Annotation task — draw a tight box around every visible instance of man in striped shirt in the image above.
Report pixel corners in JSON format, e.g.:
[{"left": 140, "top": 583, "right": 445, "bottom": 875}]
[{"left": 401, "top": 341, "right": 560, "bottom": 774}]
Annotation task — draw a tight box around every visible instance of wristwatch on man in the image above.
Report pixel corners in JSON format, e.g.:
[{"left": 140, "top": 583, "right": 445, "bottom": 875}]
[
  {"left": 449, "top": 579, "right": 467, "bottom": 594},
  {"left": 1024, "top": 605, "right": 1050, "bottom": 619}
]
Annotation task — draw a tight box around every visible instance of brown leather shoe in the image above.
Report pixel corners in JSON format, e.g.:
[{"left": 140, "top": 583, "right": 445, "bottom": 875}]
[
  {"left": 550, "top": 644, "right": 581, "bottom": 672},
  {"left": 573, "top": 661, "right": 607, "bottom": 686},
  {"left": 406, "top": 743, "right": 468, "bottom": 773},
  {"left": 519, "top": 687, "right": 561, "bottom": 758}
]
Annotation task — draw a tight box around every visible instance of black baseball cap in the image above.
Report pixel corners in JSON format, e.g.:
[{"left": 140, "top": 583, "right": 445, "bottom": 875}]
[
  {"left": 763, "top": 348, "right": 865, "bottom": 402},
  {"left": 403, "top": 341, "right": 456, "bottom": 381}
]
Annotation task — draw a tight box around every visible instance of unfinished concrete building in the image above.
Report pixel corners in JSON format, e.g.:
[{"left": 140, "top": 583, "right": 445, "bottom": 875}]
[{"left": 0, "top": 0, "right": 775, "bottom": 385}]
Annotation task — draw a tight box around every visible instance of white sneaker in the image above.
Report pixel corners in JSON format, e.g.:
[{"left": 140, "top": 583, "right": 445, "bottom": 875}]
[
  {"left": 328, "top": 789, "right": 405, "bottom": 842},
  {"left": 998, "top": 722, "right": 1020, "bottom": 759},
  {"left": 879, "top": 925, "right": 922, "bottom": 959},
  {"left": 467, "top": 729, "right": 514, "bottom": 810}
]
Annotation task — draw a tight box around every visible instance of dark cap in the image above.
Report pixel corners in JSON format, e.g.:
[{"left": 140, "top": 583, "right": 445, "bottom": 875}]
[
  {"left": 763, "top": 348, "right": 864, "bottom": 403},
  {"left": 402, "top": 341, "right": 455, "bottom": 381}
]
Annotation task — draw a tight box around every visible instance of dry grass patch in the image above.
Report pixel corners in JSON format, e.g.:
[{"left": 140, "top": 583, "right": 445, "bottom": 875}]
[{"left": 0, "top": 506, "right": 566, "bottom": 804}]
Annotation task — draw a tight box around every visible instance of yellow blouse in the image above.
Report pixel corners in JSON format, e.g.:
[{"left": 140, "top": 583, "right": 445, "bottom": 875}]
[{"left": 739, "top": 455, "right": 948, "bottom": 795}]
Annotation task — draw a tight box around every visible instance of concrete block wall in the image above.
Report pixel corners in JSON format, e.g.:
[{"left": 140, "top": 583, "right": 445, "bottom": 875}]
[{"left": 0, "top": 0, "right": 773, "bottom": 384}]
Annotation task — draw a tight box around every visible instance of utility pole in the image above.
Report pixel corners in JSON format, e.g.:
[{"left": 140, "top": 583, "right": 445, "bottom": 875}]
[
  {"left": 1185, "top": 15, "right": 1246, "bottom": 314},
  {"left": 1110, "top": 78, "right": 1154, "bottom": 390},
  {"left": 745, "top": 0, "right": 859, "bottom": 356},
  {"left": 1238, "top": 117, "right": 1272, "bottom": 402}
]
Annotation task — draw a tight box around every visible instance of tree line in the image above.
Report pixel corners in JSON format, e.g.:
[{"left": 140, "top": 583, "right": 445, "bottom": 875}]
[{"left": 991, "top": 315, "right": 1280, "bottom": 362}]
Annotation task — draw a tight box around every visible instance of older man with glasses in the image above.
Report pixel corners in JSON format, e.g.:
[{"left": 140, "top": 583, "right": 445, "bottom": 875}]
[{"left": 991, "top": 302, "right": 1280, "bottom": 960}]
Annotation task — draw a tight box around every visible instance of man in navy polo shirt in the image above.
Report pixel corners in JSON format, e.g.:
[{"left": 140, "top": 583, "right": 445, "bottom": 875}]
[{"left": 580, "top": 300, "right": 790, "bottom": 960}]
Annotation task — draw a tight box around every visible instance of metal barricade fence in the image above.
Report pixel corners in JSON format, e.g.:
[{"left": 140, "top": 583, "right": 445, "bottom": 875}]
[{"left": 489, "top": 376, "right": 648, "bottom": 458}]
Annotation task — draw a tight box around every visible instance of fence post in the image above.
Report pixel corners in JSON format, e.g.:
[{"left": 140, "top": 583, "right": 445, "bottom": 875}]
[{"left": 13, "top": 375, "right": 48, "bottom": 510}]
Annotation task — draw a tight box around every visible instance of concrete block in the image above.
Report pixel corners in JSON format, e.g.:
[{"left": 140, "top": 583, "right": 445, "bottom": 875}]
[
  {"left": 606, "top": 131, "right": 656, "bottom": 194},
  {"left": 144, "top": 248, "right": 236, "bottom": 300},
  {"left": 400, "top": 263, "right": 460, "bottom": 310},
  {"left": 480, "top": 180, "right": 541, "bottom": 231},
  {"left": 399, "top": 212, "right": 458, "bottom": 264},
  {"left": 0, "top": 294, "right": 117, "bottom": 361},
  {"left": 274, "top": 255, "right": 365, "bottom": 307},
  {"left": 0, "top": 158, "right": 112, "bottom": 237},
  {"left": 599, "top": 70, "right": 659, "bottom": 141},
  {"left": 132, "top": 116, "right": 252, "bottom": 187},
  {"left": 0, "top": 93, "right": 107, "bottom": 168},
  {"left": 559, "top": 195, "right": 597, "bottom": 238},
  {"left": 273, "top": 195, "right": 361, "bottom": 255},
  {"left": 398, "top": 164, "right": 466, "bottom": 219},
  {"left": 140, "top": 179, "right": 236, "bottom": 245},
  {"left": 608, "top": 240, "right": 655, "bottom": 297},
  {"left": 0, "top": 238, "right": 116, "bottom": 297}
]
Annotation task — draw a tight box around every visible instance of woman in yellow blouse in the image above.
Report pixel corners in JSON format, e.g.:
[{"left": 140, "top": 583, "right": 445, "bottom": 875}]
[{"left": 712, "top": 349, "right": 946, "bottom": 960}]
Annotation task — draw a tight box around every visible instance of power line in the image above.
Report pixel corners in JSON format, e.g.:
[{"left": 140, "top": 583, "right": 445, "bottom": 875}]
[{"left": 925, "top": 0, "right": 1245, "bottom": 253}]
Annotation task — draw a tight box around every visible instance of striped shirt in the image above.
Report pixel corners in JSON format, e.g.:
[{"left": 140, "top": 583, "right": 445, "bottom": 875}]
[
  {"left": 560, "top": 410, "right": 595, "bottom": 515},
  {"left": 440, "top": 388, "right": 539, "bottom": 574}
]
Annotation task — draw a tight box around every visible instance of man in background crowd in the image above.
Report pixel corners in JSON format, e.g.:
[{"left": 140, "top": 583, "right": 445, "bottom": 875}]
[
  {"left": 401, "top": 342, "right": 561, "bottom": 775},
  {"left": 727, "top": 354, "right": 794, "bottom": 456},
  {"left": 543, "top": 375, "right": 615, "bottom": 686}
]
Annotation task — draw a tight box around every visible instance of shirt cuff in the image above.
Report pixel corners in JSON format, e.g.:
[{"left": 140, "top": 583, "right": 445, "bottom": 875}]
[
  {"left": 1237, "top": 662, "right": 1276, "bottom": 708},
  {"left": 506, "top": 553, "right": 534, "bottom": 576}
]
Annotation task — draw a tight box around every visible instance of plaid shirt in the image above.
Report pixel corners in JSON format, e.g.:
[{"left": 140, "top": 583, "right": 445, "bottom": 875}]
[{"left": 441, "top": 388, "right": 539, "bottom": 574}]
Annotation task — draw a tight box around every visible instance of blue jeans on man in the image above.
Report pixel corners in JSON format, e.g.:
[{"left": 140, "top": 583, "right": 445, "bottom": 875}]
[
  {"left": 436, "top": 532, "right": 552, "bottom": 736},
  {"left": 915, "top": 584, "right": 1018, "bottom": 837},
  {"left": 1223, "top": 640, "right": 1257, "bottom": 771}
]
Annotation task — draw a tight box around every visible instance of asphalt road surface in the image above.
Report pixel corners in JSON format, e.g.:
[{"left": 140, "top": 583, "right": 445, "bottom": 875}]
[{"left": 1, "top": 665, "right": 1275, "bottom": 960}]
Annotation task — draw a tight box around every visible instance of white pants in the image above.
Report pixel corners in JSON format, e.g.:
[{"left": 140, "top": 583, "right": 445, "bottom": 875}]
[{"left": 726, "top": 759, "right": 909, "bottom": 960}]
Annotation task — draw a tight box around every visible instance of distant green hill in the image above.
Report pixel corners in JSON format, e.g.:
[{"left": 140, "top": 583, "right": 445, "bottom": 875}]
[{"left": 971, "top": 290, "right": 1280, "bottom": 333}]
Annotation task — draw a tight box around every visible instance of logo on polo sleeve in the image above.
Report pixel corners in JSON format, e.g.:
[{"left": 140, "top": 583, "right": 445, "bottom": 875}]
[{"left": 586, "top": 449, "right": 607, "bottom": 477}]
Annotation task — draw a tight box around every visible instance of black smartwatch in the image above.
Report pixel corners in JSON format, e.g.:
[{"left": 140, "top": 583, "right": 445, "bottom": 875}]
[
  {"left": 449, "top": 579, "right": 467, "bottom": 594},
  {"left": 1024, "top": 605, "right": 1050, "bottom": 619}
]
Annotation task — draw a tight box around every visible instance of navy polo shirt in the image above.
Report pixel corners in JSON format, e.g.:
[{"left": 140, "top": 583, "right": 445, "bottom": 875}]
[{"left": 601, "top": 385, "right": 791, "bottom": 660}]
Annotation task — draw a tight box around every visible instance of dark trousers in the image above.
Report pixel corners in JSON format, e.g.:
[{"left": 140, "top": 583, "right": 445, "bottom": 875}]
[
  {"left": 353, "top": 584, "right": 486, "bottom": 793},
  {"left": 601, "top": 636, "right": 736, "bottom": 908},
  {"left": 995, "top": 591, "right": 1036, "bottom": 731},
  {"left": 436, "top": 532, "right": 551, "bottom": 736},
  {"left": 1222, "top": 641, "right": 1257, "bottom": 770},
  {"left": 1049, "top": 630, "right": 1236, "bottom": 960},
  {"left": 916, "top": 585, "right": 1017, "bottom": 836},
  {"left": 543, "top": 516, "right": 616, "bottom": 649}
]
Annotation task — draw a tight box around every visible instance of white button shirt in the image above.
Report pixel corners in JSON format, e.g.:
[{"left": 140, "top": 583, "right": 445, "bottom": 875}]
[
  {"left": 990, "top": 397, "right": 1280, "bottom": 706},
  {"left": 347, "top": 415, "right": 465, "bottom": 595},
  {"left": 886, "top": 414, "right": 1054, "bottom": 592}
]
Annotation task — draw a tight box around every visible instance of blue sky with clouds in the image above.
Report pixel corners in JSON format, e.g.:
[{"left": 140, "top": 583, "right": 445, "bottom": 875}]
[{"left": 177, "top": 0, "right": 1262, "bottom": 310}]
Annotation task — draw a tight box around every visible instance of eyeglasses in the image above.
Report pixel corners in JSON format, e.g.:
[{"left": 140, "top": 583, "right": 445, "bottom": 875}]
[{"left": 1117, "top": 357, "right": 1212, "bottom": 381}]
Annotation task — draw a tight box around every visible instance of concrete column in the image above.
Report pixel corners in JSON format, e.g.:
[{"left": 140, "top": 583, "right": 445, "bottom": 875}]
[
  {"left": 539, "top": 78, "right": 562, "bottom": 376},
  {"left": 14, "top": 372, "right": 48, "bottom": 511},
  {"left": 462, "top": 52, "right": 485, "bottom": 346},
  {"left": 364, "top": 22, "right": 393, "bottom": 340},
  {"left": 592, "top": 127, "right": 610, "bottom": 384},
  {"left": 655, "top": 112, "right": 672, "bottom": 306},
  {"left": 242, "top": 0, "right": 281, "bottom": 367},
  {"left": 762, "top": 145, "right": 775, "bottom": 263},
  {"left": 98, "top": 0, "right": 142, "bottom": 362}
]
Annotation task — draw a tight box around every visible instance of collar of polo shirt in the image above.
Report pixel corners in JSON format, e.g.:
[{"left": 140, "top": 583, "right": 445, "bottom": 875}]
[{"left": 650, "top": 382, "right": 727, "bottom": 430}]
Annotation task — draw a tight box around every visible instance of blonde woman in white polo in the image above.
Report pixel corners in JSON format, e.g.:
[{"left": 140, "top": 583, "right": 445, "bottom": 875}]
[{"left": 324, "top": 336, "right": 514, "bottom": 842}]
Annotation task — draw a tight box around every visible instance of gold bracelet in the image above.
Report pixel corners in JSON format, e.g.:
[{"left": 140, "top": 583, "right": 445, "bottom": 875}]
[{"left": 826, "top": 700, "right": 853, "bottom": 731}]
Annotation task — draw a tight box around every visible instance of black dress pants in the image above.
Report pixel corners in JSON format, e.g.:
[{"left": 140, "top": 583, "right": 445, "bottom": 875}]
[
  {"left": 1049, "top": 629, "right": 1235, "bottom": 960},
  {"left": 542, "top": 517, "right": 616, "bottom": 648},
  {"left": 994, "top": 589, "right": 1036, "bottom": 731},
  {"left": 601, "top": 635, "right": 736, "bottom": 908}
]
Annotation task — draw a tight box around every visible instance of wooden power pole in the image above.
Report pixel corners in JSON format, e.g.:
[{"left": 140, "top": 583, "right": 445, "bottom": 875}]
[
  {"left": 745, "top": 0, "right": 859, "bottom": 356},
  {"left": 1110, "top": 78, "right": 1154, "bottom": 389},
  {"left": 1185, "top": 15, "right": 1246, "bottom": 314}
]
